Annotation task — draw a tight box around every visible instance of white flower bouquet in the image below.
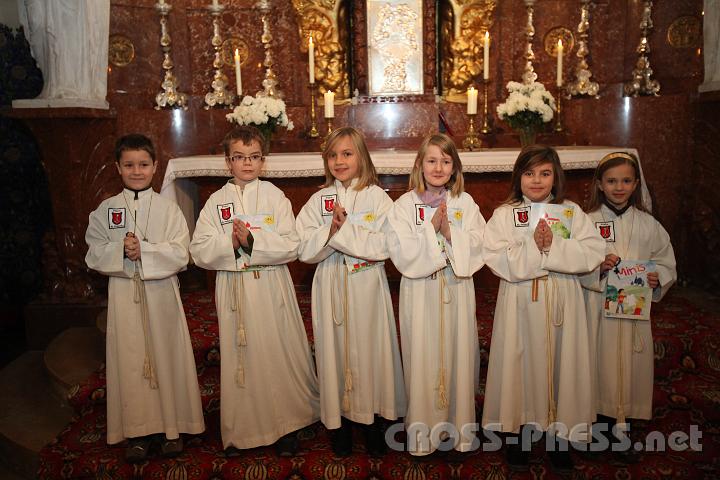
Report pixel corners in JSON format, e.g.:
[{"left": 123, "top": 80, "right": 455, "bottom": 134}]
[
  {"left": 496, "top": 81, "right": 556, "bottom": 137},
  {"left": 226, "top": 95, "right": 294, "bottom": 148}
]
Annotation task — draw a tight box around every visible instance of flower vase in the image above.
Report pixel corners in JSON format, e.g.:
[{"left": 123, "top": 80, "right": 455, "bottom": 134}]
[
  {"left": 517, "top": 126, "right": 537, "bottom": 148},
  {"left": 256, "top": 126, "right": 273, "bottom": 155}
]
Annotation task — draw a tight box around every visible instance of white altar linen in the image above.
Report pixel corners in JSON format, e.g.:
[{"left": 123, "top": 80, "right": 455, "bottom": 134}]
[{"left": 161, "top": 147, "right": 650, "bottom": 235}]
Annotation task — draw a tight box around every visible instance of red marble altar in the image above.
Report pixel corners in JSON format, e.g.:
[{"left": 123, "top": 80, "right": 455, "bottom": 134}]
[{"left": 5, "top": 0, "right": 712, "bottom": 321}]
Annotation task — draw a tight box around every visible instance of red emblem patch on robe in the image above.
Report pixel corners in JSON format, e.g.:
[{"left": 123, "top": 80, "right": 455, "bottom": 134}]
[
  {"left": 107, "top": 208, "right": 126, "bottom": 229},
  {"left": 513, "top": 207, "right": 530, "bottom": 227},
  {"left": 321, "top": 194, "right": 337, "bottom": 216},
  {"left": 217, "top": 203, "right": 235, "bottom": 225},
  {"left": 595, "top": 221, "right": 615, "bottom": 242}
]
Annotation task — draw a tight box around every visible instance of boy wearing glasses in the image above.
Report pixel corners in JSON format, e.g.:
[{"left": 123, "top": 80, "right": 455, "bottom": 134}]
[
  {"left": 190, "top": 126, "right": 320, "bottom": 456},
  {"left": 85, "top": 134, "right": 205, "bottom": 463}
]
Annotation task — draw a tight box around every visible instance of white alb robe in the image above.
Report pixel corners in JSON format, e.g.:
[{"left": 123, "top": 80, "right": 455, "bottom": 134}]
[
  {"left": 481, "top": 198, "right": 604, "bottom": 441},
  {"left": 85, "top": 188, "right": 205, "bottom": 444},
  {"left": 581, "top": 205, "right": 676, "bottom": 421},
  {"left": 386, "top": 190, "right": 486, "bottom": 454},
  {"left": 296, "top": 179, "right": 407, "bottom": 429},
  {"left": 189, "top": 179, "right": 320, "bottom": 449}
]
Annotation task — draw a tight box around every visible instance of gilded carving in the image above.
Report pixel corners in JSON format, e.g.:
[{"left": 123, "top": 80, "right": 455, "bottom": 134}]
[
  {"left": 292, "top": 1, "right": 350, "bottom": 99},
  {"left": 108, "top": 34, "right": 135, "bottom": 67},
  {"left": 667, "top": 16, "right": 701, "bottom": 48},
  {"left": 544, "top": 27, "right": 574, "bottom": 58},
  {"left": 221, "top": 38, "right": 249, "bottom": 67},
  {"left": 439, "top": 0, "right": 496, "bottom": 100}
]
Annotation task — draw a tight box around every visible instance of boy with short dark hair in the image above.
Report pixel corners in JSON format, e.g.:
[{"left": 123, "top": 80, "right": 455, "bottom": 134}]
[{"left": 85, "top": 133, "right": 205, "bottom": 463}]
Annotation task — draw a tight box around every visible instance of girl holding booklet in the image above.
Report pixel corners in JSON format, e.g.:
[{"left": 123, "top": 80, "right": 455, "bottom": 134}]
[
  {"left": 481, "top": 145, "right": 604, "bottom": 472},
  {"left": 295, "top": 127, "right": 406, "bottom": 456},
  {"left": 581, "top": 152, "right": 676, "bottom": 460},
  {"left": 385, "top": 133, "right": 485, "bottom": 455}
]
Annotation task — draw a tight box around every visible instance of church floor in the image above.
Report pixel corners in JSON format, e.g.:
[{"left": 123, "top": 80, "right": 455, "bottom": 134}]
[{"left": 15, "top": 285, "right": 720, "bottom": 479}]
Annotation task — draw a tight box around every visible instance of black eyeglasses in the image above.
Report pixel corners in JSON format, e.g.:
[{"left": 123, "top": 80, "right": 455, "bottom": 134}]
[{"left": 228, "top": 154, "right": 263, "bottom": 163}]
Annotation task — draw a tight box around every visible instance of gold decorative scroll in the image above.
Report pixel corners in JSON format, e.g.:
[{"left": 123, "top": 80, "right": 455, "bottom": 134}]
[
  {"left": 439, "top": 0, "right": 496, "bottom": 100},
  {"left": 292, "top": 0, "right": 350, "bottom": 99}
]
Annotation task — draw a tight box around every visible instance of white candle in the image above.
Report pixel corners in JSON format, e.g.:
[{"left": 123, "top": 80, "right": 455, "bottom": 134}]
[
  {"left": 234, "top": 49, "right": 242, "bottom": 97},
  {"left": 324, "top": 91, "right": 335, "bottom": 118},
  {"left": 467, "top": 87, "right": 478, "bottom": 114},
  {"left": 483, "top": 31, "right": 490, "bottom": 80},
  {"left": 159, "top": 0, "right": 165, "bottom": 4},
  {"left": 212, "top": 0, "right": 219, "bottom": 7},
  {"left": 556, "top": 39, "right": 563, "bottom": 87},
  {"left": 308, "top": 36, "right": 315, "bottom": 84}
]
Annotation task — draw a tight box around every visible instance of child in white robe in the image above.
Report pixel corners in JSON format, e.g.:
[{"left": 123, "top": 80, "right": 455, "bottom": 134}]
[
  {"left": 581, "top": 152, "right": 676, "bottom": 459},
  {"left": 481, "top": 145, "right": 604, "bottom": 472},
  {"left": 295, "top": 127, "right": 406, "bottom": 456},
  {"left": 85, "top": 134, "right": 205, "bottom": 463},
  {"left": 385, "top": 133, "right": 485, "bottom": 455},
  {"left": 189, "top": 126, "right": 320, "bottom": 456}
]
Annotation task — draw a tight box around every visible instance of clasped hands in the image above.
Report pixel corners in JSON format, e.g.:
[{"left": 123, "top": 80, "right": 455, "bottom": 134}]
[
  {"left": 431, "top": 202, "right": 451, "bottom": 241},
  {"left": 533, "top": 219, "right": 553, "bottom": 253},
  {"left": 232, "top": 219, "right": 252, "bottom": 250},
  {"left": 124, "top": 232, "right": 141, "bottom": 261}
]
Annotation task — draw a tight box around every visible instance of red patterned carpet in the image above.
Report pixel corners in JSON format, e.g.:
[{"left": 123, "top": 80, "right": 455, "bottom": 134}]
[{"left": 39, "top": 288, "right": 720, "bottom": 479}]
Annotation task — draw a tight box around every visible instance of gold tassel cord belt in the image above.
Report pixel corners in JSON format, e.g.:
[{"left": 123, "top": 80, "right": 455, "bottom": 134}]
[
  {"left": 331, "top": 258, "right": 353, "bottom": 412},
  {"left": 133, "top": 270, "right": 158, "bottom": 389},
  {"left": 616, "top": 319, "right": 645, "bottom": 426},
  {"left": 231, "top": 272, "right": 247, "bottom": 387},
  {"left": 436, "top": 269, "right": 453, "bottom": 410},
  {"left": 533, "top": 275, "right": 562, "bottom": 424}
]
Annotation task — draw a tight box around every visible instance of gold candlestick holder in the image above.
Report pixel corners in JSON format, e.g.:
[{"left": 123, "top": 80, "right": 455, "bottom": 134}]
[
  {"left": 204, "top": 3, "right": 235, "bottom": 109},
  {"left": 463, "top": 114, "right": 481, "bottom": 151},
  {"left": 554, "top": 87, "right": 564, "bottom": 132},
  {"left": 624, "top": 0, "right": 660, "bottom": 96},
  {"left": 256, "top": 0, "right": 283, "bottom": 98},
  {"left": 154, "top": 1, "right": 188, "bottom": 110},
  {"left": 308, "top": 83, "right": 320, "bottom": 138},
  {"left": 481, "top": 81, "right": 491, "bottom": 134},
  {"left": 321, "top": 118, "right": 334, "bottom": 151}
]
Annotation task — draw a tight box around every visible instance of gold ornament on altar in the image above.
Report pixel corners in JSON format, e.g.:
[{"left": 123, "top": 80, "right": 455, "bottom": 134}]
[
  {"left": 567, "top": 0, "right": 600, "bottom": 98},
  {"left": 624, "top": 0, "right": 660, "bottom": 97},
  {"left": 292, "top": 0, "right": 350, "bottom": 99},
  {"left": 154, "top": 1, "right": 188, "bottom": 110},
  {"left": 204, "top": 2, "right": 235, "bottom": 110},
  {"left": 667, "top": 16, "right": 702, "bottom": 48},
  {"left": 108, "top": 35, "right": 135, "bottom": 67},
  {"left": 544, "top": 28, "right": 574, "bottom": 58},
  {"left": 221, "top": 38, "right": 249, "bottom": 68},
  {"left": 521, "top": 0, "right": 538, "bottom": 85},
  {"left": 439, "top": 0, "right": 496, "bottom": 100}
]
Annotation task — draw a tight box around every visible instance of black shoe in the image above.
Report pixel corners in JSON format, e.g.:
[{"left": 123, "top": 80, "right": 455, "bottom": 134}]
[
  {"left": 548, "top": 450, "right": 574, "bottom": 473},
  {"left": 275, "top": 433, "right": 299, "bottom": 457},
  {"left": 160, "top": 436, "right": 183, "bottom": 458},
  {"left": 330, "top": 420, "right": 353, "bottom": 457},
  {"left": 125, "top": 436, "right": 153, "bottom": 464},
  {"left": 506, "top": 442, "right": 529, "bottom": 472},
  {"left": 364, "top": 419, "right": 386, "bottom": 457},
  {"left": 224, "top": 446, "right": 243, "bottom": 457}
]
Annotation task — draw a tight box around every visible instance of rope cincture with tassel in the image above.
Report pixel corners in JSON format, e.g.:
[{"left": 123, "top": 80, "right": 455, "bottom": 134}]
[
  {"left": 542, "top": 275, "right": 562, "bottom": 424},
  {"left": 133, "top": 270, "right": 158, "bottom": 389},
  {"left": 340, "top": 263, "right": 353, "bottom": 413},
  {"left": 231, "top": 272, "right": 247, "bottom": 386},
  {"left": 436, "top": 270, "right": 453, "bottom": 410}
]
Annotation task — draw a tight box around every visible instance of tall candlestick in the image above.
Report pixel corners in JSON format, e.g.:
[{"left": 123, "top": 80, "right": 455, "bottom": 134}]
[
  {"left": 308, "top": 36, "right": 315, "bottom": 84},
  {"left": 483, "top": 31, "right": 490, "bottom": 80},
  {"left": 467, "top": 87, "right": 478, "bottom": 115},
  {"left": 324, "top": 91, "right": 335, "bottom": 118},
  {"left": 234, "top": 48, "right": 242, "bottom": 97},
  {"left": 556, "top": 39, "right": 564, "bottom": 87}
]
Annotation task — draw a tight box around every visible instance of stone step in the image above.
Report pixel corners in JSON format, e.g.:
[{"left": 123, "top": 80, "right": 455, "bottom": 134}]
[
  {"left": 0, "top": 351, "right": 73, "bottom": 479},
  {"left": 44, "top": 327, "right": 105, "bottom": 399}
]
